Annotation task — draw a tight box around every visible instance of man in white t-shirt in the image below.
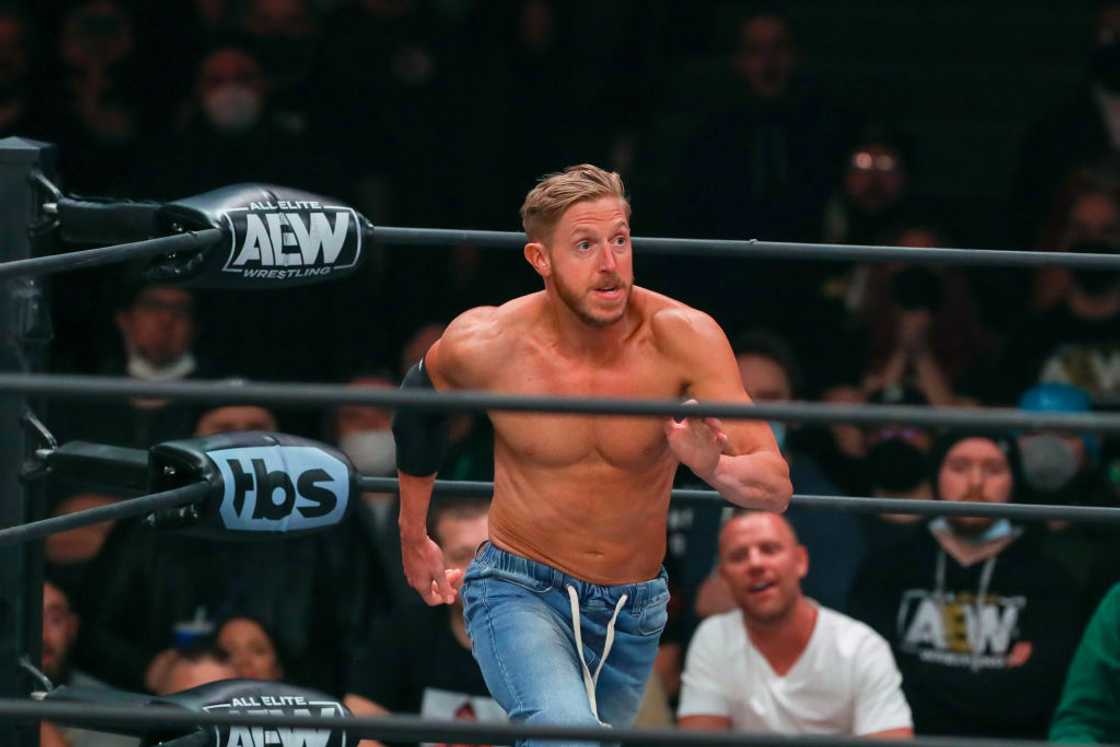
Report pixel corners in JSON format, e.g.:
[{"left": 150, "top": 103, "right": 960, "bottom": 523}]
[{"left": 678, "top": 511, "right": 912, "bottom": 737}]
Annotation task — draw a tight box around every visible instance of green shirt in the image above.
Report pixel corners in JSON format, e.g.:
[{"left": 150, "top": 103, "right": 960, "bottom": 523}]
[{"left": 1051, "top": 584, "right": 1120, "bottom": 743}]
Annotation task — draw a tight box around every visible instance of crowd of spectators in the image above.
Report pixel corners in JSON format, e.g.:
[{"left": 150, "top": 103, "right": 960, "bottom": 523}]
[{"left": 15, "top": 0, "right": 1120, "bottom": 744}]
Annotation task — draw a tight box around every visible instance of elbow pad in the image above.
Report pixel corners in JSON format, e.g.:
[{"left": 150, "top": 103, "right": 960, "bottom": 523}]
[{"left": 391, "top": 358, "right": 449, "bottom": 476}]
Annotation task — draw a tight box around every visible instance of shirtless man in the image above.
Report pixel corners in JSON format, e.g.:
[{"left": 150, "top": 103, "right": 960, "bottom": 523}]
[{"left": 392, "top": 164, "right": 792, "bottom": 742}]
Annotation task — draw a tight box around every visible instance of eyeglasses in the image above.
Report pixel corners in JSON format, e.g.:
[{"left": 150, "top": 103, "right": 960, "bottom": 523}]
[{"left": 850, "top": 151, "right": 899, "bottom": 173}]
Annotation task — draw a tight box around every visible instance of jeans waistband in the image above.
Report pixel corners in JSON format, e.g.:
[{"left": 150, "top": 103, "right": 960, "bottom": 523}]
[{"left": 474, "top": 540, "right": 668, "bottom": 608}]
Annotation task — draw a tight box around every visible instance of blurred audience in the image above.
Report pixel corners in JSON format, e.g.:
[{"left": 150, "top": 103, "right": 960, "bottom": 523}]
[
  {"left": 55, "top": 283, "right": 206, "bottom": 448},
  {"left": 822, "top": 124, "right": 913, "bottom": 247},
  {"left": 216, "top": 616, "right": 285, "bottom": 681},
  {"left": 47, "top": 0, "right": 142, "bottom": 195},
  {"left": 1001, "top": 220, "right": 1120, "bottom": 400},
  {"left": 41, "top": 580, "right": 139, "bottom": 747},
  {"left": 1012, "top": 0, "right": 1120, "bottom": 247},
  {"left": 194, "top": 405, "right": 278, "bottom": 436},
  {"left": 693, "top": 330, "right": 865, "bottom": 617},
  {"left": 153, "top": 647, "right": 237, "bottom": 695},
  {"left": 1032, "top": 167, "right": 1120, "bottom": 312},
  {"left": 44, "top": 493, "right": 120, "bottom": 603},
  {"left": 345, "top": 496, "right": 504, "bottom": 745},
  {"left": 678, "top": 512, "right": 912, "bottom": 737},
  {"left": 11, "top": 3, "right": 1120, "bottom": 743},
  {"left": 856, "top": 387, "right": 936, "bottom": 551},
  {"left": 849, "top": 431, "right": 1084, "bottom": 738},
  {"left": 0, "top": 7, "right": 47, "bottom": 139}
]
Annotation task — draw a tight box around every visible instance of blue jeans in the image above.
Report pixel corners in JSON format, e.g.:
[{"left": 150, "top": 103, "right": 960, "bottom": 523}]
[{"left": 461, "top": 541, "right": 669, "bottom": 747}]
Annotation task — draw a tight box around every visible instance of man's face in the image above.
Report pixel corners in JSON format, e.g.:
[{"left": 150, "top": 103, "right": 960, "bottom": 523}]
[
  {"left": 844, "top": 145, "right": 907, "bottom": 214},
  {"left": 1064, "top": 192, "right": 1120, "bottom": 248},
  {"left": 199, "top": 48, "right": 266, "bottom": 100},
  {"left": 195, "top": 406, "right": 277, "bottom": 436},
  {"left": 218, "top": 617, "right": 283, "bottom": 681},
  {"left": 735, "top": 15, "right": 795, "bottom": 99},
  {"left": 938, "top": 438, "right": 1014, "bottom": 535},
  {"left": 536, "top": 197, "right": 633, "bottom": 328},
  {"left": 42, "top": 583, "right": 78, "bottom": 680},
  {"left": 718, "top": 513, "right": 807, "bottom": 626},
  {"left": 116, "top": 286, "right": 196, "bottom": 367},
  {"left": 736, "top": 354, "right": 791, "bottom": 402},
  {"left": 335, "top": 377, "right": 394, "bottom": 437}
]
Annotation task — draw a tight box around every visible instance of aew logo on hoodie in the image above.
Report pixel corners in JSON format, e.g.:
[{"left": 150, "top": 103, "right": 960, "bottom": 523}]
[
  {"left": 220, "top": 201, "right": 361, "bottom": 281},
  {"left": 897, "top": 589, "right": 1032, "bottom": 670},
  {"left": 205, "top": 695, "right": 347, "bottom": 747}
]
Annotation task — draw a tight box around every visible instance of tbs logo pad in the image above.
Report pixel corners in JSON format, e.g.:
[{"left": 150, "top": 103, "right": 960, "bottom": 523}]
[
  {"left": 209, "top": 446, "right": 349, "bottom": 532},
  {"left": 220, "top": 201, "right": 361, "bottom": 281}
]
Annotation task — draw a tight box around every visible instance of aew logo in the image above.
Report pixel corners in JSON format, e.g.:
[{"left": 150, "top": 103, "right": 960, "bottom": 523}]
[
  {"left": 897, "top": 589, "right": 1029, "bottom": 670},
  {"left": 205, "top": 696, "right": 346, "bottom": 747},
  {"left": 220, "top": 201, "right": 361, "bottom": 281},
  {"left": 209, "top": 446, "right": 349, "bottom": 533}
]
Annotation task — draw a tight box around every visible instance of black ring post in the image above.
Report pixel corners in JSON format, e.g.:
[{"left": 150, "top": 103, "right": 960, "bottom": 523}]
[{"left": 0, "top": 137, "right": 55, "bottom": 747}]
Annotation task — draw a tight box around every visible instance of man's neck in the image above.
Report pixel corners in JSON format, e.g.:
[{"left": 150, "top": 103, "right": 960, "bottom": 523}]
[
  {"left": 1069, "top": 288, "right": 1120, "bottom": 319},
  {"left": 743, "top": 597, "right": 818, "bottom": 676}
]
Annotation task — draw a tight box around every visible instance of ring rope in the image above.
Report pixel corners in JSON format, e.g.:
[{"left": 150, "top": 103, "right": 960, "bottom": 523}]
[
  {"left": 0, "top": 482, "right": 208, "bottom": 546},
  {"left": 354, "top": 476, "right": 1120, "bottom": 525},
  {"left": 3, "top": 471, "right": 1115, "bottom": 551},
  {"left": 2, "top": 372, "right": 1119, "bottom": 432},
  {"left": 373, "top": 225, "right": 1120, "bottom": 269},
  {"left": 6, "top": 217, "right": 1119, "bottom": 282},
  {"left": 0, "top": 229, "right": 222, "bottom": 280},
  {"left": 0, "top": 697, "right": 1086, "bottom": 747}
]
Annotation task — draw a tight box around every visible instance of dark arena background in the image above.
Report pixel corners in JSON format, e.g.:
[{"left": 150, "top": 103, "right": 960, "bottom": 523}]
[{"left": 3, "top": 1, "right": 1120, "bottom": 746}]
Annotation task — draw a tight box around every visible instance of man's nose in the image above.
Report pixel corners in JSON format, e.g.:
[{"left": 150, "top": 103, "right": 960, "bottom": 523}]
[{"left": 599, "top": 242, "right": 618, "bottom": 271}]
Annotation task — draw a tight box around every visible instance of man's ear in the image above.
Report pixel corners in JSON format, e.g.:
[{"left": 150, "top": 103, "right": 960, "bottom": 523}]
[{"left": 524, "top": 241, "right": 551, "bottom": 278}]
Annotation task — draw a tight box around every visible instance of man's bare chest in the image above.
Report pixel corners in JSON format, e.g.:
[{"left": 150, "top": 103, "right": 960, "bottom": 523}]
[{"left": 484, "top": 348, "right": 684, "bottom": 469}]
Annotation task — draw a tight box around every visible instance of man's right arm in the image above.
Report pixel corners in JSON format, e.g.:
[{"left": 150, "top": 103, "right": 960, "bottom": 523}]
[
  {"left": 393, "top": 308, "right": 497, "bottom": 605},
  {"left": 394, "top": 348, "right": 458, "bottom": 605}
]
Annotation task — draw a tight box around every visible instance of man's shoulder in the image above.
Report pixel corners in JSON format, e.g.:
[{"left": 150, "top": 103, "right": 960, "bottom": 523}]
[
  {"left": 434, "top": 296, "right": 540, "bottom": 379},
  {"left": 642, "top": 289, "right": 725, "bottom": 353},
  {"left": 692, "top": 608, "right": 747, "bottom": 647},
  {"left": 816, "top": 606, "right": 891, "bottom": 654}
]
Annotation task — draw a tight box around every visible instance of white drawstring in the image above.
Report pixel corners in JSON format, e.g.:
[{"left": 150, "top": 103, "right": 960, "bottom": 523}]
[{"left": 566, "top": 584, "right": 629, "bottom": 724}]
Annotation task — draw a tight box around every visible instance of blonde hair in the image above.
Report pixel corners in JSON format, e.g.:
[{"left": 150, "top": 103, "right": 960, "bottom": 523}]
[{"left": 520, "top": 164, "right": 630, "bottom": 243}]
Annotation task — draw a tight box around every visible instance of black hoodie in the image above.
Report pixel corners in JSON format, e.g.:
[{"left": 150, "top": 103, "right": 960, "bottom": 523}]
[{"left": 848, "top": 526, "right": 1084, "bottom": 739}]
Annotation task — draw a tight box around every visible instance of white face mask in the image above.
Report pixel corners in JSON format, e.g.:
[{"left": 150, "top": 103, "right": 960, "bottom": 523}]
[
  {"left": 339, "top": 430, "right": 397, "bottom": 476},
  {"left": 127, "top": 350, "right": 196, "bottom": 381},
  {"left": 930, "top": 516, "right": 1019, "bottom": 545},
  {"left": 203, "top": 85, "right": 262, "bottom": 133}
]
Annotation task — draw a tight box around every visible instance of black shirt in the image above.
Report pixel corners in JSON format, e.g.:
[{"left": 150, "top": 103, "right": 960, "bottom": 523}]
[{"left": 848, "top": 527, "right": 1084, "bottom": 738}]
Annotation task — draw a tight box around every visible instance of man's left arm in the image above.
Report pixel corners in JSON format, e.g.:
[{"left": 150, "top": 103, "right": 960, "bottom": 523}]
[
  {"left": 852, "top": 632, "right": 914, "bottom": 739},
  {"left": 658, "top": 309, "right": 791, "bottom": 512}
]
